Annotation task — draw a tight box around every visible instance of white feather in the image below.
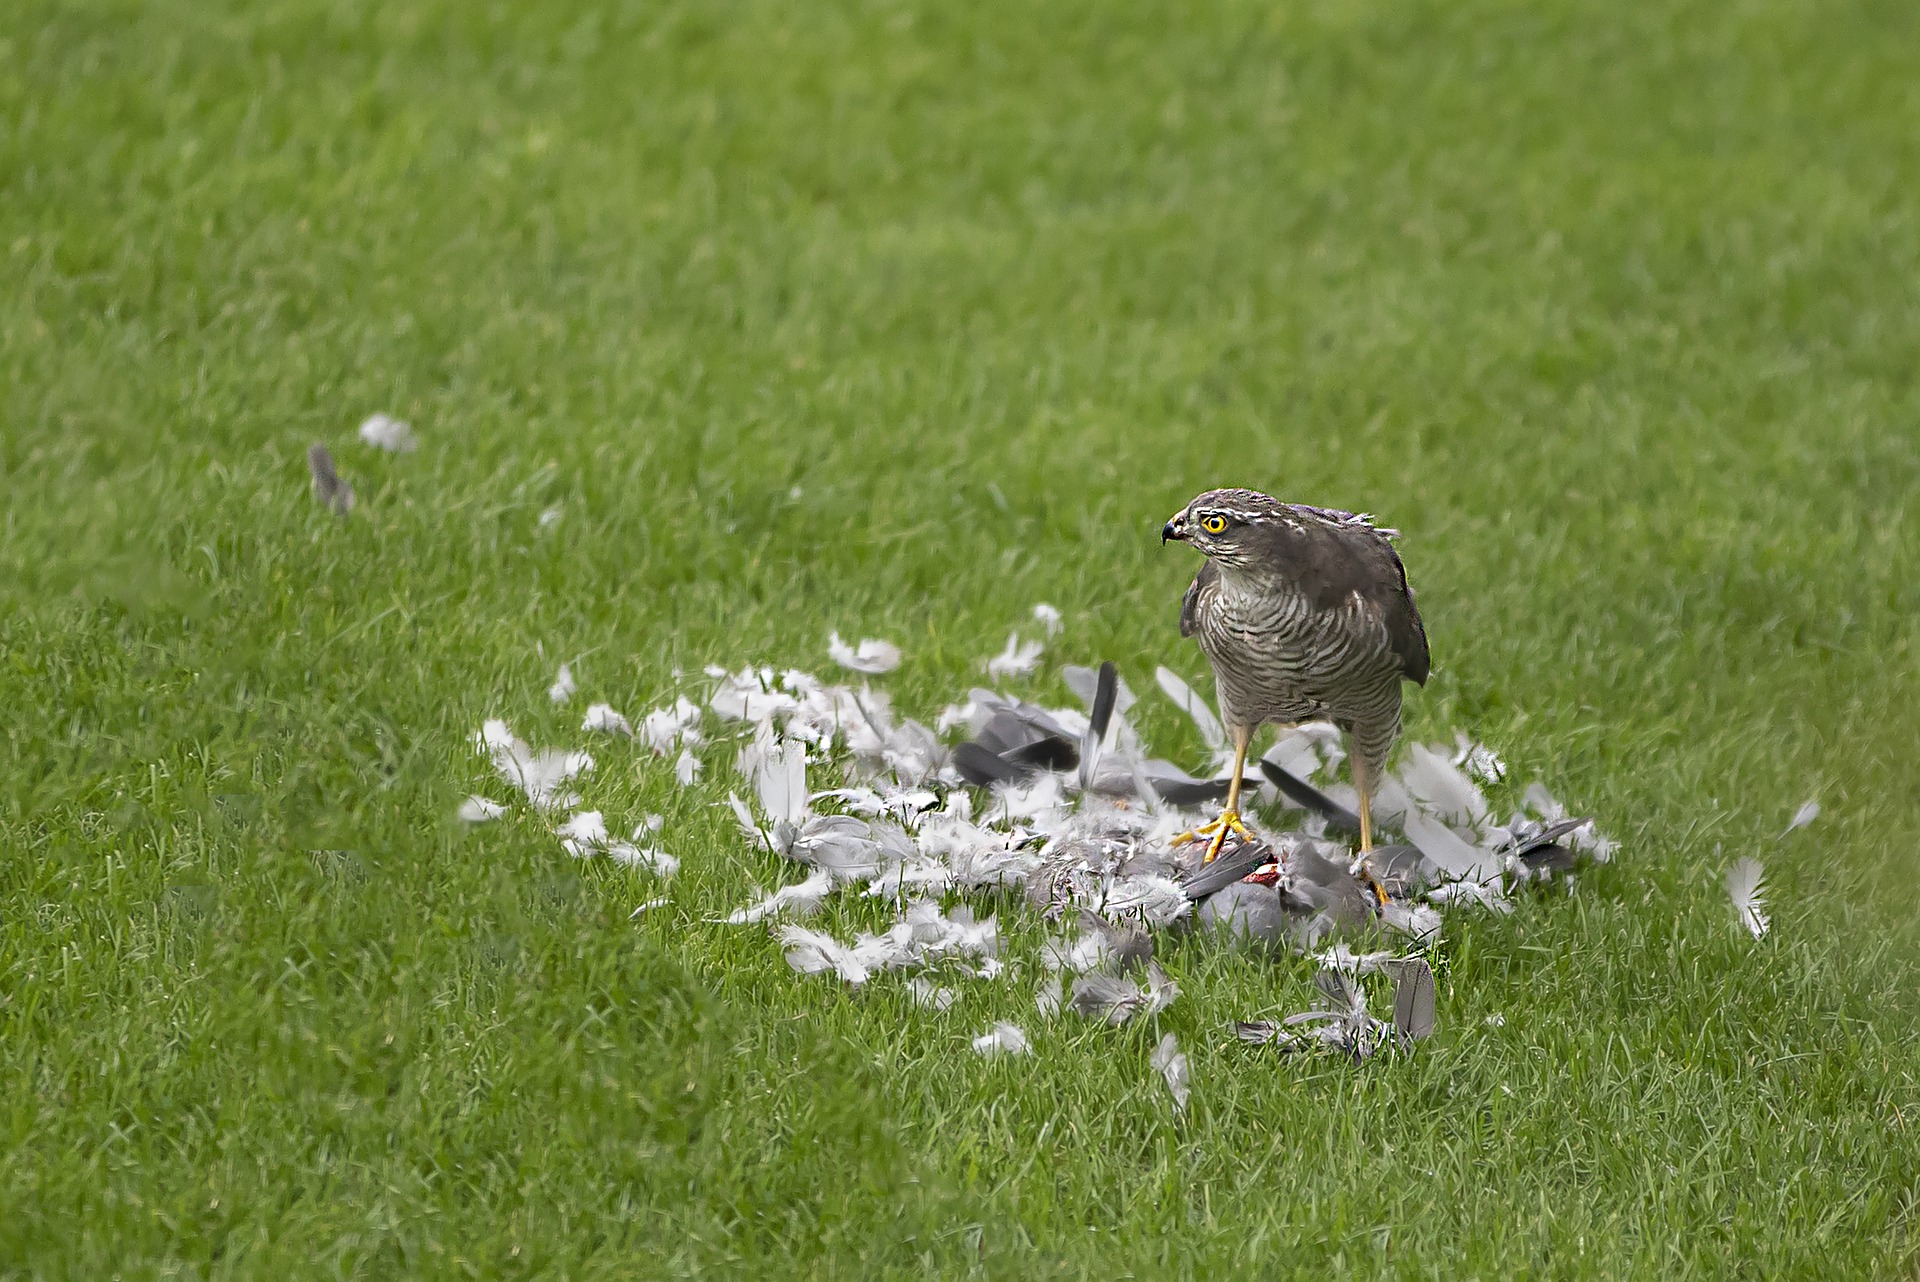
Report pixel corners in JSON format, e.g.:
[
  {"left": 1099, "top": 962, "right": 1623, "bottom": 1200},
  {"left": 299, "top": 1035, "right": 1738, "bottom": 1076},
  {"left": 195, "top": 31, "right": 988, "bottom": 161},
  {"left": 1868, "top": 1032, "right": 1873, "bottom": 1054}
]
[
  {"left": 581, "top": 703, "right": 633, "bottom": 736},
  {"left": 640, "top": 697, "right": 704, "bottom": 754},
  {"left": 1031, "top": 603, "right": 1063, "bottom": 636},
  {"left": 1101, "top": 875, "right": 1193, "bottom": 927},
  {"left": 778, "top": 925, "right": 870, "bottom": 985},
  {"left": 547, "top": 663, "right": 577, "bottom": 704},
  {"left": 985, "top": 631, "right": 1044, "bottom": 679},
  {"left": 557, "top": 810, "right": 610, "bottom": 858},
  {"left": 1151, "top": 1032, "right": 1190, "bottom": 1111},
  {"left": 1784, "top": 800, "right": 1820, "bottom": 835},
  {"left": 908, "top": 977, "right": 956, "bottom": 1011},
  {"left": 674, "top": 749, "right": 702, "bottom": 786},
  {"left": 708, "top": 666, "right": 801, "bottom": 724},
  {"left": 1725, "top": 857, "right": 1770, "bottom": 939},
  {"left": 457, "top": 795, "right": 506, "bottom": 823},
  {"left": 1398, "top": 742, "right": 1491, "bottom": 831},
  {"left": 828, "top": 632, "right": 903, "bottom": 675},
  {"left": 356, "top": 412, "right": 417, "bottom": 453},
  {"left": 609, "top": 833, "right": 679, "bottom": 878},
  {"left": 971, "top": 1021, "right": 1031, "bottom": 1056},
  {"left": 1451, "top": 732, "right": 1507, "bottom": 784},
  {"left": 1401, "top": 808, "right": 1502, "bottom": 881},
  {"left": 475, "top": 720, "right": 593, "bottom": 812},
  {"left": 1154, "top": 666, "right": 1226, "bottom": 757},
  {"left": 721, "top": 869, "right": 835, "bottom": 925}
]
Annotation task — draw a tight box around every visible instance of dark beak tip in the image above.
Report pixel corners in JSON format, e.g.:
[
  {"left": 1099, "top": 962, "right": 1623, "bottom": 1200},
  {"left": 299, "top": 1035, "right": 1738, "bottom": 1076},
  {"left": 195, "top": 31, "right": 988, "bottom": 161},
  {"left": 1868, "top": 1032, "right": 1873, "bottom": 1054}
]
[{"left": 1161, "top": 520, "right": 1178, "bottom": 544}]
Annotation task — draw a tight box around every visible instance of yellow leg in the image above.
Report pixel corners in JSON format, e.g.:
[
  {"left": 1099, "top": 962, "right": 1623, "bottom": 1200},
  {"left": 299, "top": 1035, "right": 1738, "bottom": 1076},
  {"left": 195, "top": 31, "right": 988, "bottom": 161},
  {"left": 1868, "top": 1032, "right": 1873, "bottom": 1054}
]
[
  {"left": 1355, "top": 767, "right": 1389, "bottom": 906},
  {"left": 1172, "top": 725, "right": 1254, "bottom": 862}
]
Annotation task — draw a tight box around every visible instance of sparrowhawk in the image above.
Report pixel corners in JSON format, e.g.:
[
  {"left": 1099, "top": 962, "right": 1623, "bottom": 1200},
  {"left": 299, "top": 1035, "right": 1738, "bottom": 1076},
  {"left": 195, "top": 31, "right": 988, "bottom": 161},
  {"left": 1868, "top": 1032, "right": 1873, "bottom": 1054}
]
[{"left": 1162, "top": 488, "right": 1430, "bottom": 897}]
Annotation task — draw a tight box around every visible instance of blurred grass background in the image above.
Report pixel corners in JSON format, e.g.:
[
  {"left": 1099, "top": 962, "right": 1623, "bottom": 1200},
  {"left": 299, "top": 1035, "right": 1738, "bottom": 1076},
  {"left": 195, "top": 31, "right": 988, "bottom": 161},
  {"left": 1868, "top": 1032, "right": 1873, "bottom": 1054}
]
[{"left": 3, "top": 0, "right": 1918, "bottom": 1276}]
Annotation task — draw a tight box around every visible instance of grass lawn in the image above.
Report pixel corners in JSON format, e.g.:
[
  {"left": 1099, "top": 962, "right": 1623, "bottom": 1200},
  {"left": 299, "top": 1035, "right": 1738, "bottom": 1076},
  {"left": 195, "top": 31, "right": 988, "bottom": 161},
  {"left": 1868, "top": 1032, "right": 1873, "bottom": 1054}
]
[{"left": 5, "top": 0, "right": 1920, "bottom": 1275}]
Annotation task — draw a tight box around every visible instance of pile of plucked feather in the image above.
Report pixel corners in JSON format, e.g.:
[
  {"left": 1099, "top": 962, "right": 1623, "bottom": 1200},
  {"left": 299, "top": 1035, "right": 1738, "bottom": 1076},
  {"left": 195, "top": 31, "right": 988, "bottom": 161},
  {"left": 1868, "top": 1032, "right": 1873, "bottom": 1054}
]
[{"left": 460, "top": 622, "right": 1615, "bottom": 1105}]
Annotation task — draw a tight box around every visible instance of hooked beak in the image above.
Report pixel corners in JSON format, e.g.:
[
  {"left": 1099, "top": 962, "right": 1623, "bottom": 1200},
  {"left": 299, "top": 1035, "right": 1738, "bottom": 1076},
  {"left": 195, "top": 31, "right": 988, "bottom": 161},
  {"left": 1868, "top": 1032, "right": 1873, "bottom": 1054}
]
[{"left": 1162, "top": 513, "right": 1187, "bottom": 545}]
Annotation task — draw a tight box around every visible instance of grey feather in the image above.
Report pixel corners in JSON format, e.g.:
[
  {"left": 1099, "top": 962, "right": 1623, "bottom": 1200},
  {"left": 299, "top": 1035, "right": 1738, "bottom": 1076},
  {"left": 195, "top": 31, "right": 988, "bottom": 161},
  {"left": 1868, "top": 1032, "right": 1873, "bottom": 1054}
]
[
  {"left": 307, "top": 444, "right": 354, "bottom": 515},
  {"left": 1389, "top": 957, "right": 1436, "bottom": 1042},
  {"left": 1258, "top": 758, "right": 1361, "bottom": 834}
]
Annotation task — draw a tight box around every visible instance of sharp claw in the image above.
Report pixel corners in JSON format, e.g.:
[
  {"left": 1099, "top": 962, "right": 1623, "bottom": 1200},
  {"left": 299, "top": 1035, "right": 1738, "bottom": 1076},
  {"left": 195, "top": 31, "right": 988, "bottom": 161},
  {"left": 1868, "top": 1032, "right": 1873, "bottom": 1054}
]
[
  {"left": 1187, "top": 810, "right": 1251, "bottom": 863},
  {"left": 1203, "top": 825, "right": 1229, "bottom": 864}
]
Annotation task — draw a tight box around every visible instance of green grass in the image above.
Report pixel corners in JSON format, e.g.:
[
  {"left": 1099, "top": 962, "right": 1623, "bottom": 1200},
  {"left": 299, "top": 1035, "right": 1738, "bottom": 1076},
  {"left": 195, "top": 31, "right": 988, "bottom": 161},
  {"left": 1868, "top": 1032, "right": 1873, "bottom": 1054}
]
[{"left": 5, "top": 0, "right": 1920, "bottom": 1275}]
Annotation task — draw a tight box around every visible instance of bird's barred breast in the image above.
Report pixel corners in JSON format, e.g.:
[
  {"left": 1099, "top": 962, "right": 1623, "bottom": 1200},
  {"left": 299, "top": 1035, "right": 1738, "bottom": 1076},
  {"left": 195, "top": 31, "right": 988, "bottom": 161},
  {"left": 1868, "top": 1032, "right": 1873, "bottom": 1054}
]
[{"left": 1198, "top": 584, "right": 1403, "bottom": 737}]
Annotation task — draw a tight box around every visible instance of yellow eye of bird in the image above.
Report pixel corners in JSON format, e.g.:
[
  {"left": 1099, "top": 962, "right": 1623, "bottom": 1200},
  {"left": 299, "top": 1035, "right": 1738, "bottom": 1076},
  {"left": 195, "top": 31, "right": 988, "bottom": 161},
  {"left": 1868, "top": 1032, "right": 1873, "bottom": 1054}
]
[{"left": 1201, "top": 514, "right": 1227, "bottom": 534}]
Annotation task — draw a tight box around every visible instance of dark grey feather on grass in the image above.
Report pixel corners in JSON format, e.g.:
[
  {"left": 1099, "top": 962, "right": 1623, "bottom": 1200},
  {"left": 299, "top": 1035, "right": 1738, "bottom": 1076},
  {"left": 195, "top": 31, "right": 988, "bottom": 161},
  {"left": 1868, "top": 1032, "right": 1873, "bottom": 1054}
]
[
  {"left": 1258, "top": 757, "right": 1361, "bottom": 834},
  {"left": 1076, "top": 661, "right": 1118, "bottom": 793},
  {"left": 1389, "top": 957, "right": 1436, "bottom": 1043},
  {"left": 1069, "top": 961, "right": 1177, "bottom": 1026},
  {"left": 1235, "top": 966, "right": 1400, "bottom": 1062},
  {"left": 308, "top": 444, "right": 354, "bottom": 515}
]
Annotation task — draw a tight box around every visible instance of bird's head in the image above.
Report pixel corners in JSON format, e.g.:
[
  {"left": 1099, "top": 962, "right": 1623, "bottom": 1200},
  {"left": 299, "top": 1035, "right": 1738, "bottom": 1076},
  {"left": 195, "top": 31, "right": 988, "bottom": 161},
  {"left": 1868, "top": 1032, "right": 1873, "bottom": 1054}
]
[{"left": 1162, "top": 488, "right": 1285, "bottom": 568}]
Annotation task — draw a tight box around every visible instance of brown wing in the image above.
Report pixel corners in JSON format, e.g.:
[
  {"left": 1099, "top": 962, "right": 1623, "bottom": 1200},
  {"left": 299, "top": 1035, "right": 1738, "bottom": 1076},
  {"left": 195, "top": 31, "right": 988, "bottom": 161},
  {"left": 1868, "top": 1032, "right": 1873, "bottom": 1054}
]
[
  {"left": 1263, "top": 508, "right": 1431, "bottom": 685},
  {"left": 1378, "top": 540, "right": 1430, "bottom": 685},
  {"left": 1179, "top": 559, "right": 1217, "bottom": 639}
]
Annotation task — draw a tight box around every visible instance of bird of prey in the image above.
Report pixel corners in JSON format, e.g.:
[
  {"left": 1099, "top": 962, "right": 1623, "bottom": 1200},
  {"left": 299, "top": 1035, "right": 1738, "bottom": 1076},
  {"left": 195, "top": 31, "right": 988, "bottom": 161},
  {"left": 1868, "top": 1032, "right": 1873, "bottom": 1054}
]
[{"left": 1162, "top": 488, "right": 1430, "bottom": 897}]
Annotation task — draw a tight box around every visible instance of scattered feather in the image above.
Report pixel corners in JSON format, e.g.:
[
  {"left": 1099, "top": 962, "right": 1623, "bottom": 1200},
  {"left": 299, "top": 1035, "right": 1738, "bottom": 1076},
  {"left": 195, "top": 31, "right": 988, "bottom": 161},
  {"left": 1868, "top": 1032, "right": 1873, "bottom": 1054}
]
[
  {"left": 1101, "top": 875, "right": 1193, "bottom": 927},
  {"left": 307, "top": 445, "right": 354, "bottom": 515},
  {"left": 1378, "top": 901, "right": 1444, "bottom": 943},
  {"left": 1310, "top": 944, "right": 1395, "bottom": 975},
  {"left": 1069, "top": 962, "right": 1178, "bottom": 1026},
  {"left": 985, "top": 631, "right": 1044, "bottom": 679},
  {"left": 457, "top": 795, "right": 506, "bottom": 824},
  {"left": 908, "top": 977, "right": 956, "bottom": 1011},
  {"left": 548, "top": 663, "right": 577, "bottom": 704},
  {"left": 609, "top": 837, "right": 679, "bottom": 878},
  {"left": 1151, "top": 1033, "right": 1190, "bottom": 1111},
  {"left": 1399, "top": 742, "right": 1490, "bottom": 831},
  {"left": 581, "top": 703, "right": 633, "bottom": 736},
  {"left": 356, "top": 413, "right": 417, "bottom": 453},
  {"left": 538, "top": 506, "right": 563, "bottom": 527},
  {"left": 1390, "top": 958, "right": 1437, "bottom": 1042},
  {"left": 556, "top": 810, "right": 609, "bottom": 858},
  {"left": 971, "top": 1022, "right": 1031, "bottom": 1056},
  {"left": 675, "top": 749, "right": 703, "bottom": 786},
  {"left": 828, "top": 632, "right": 903, "bottom": 675},
  {"left": 1031, "top": 603, "right": 1063, "bottom": 637},
  {"left": 1783, "top": 800, "right": 1820, "bottom": 836},
  {"left": 1154, "top": 666, "right": 1226, "bottom": 759},
  {"left": 641, "top": 697, "right": 705, "bottom": 754},
  {"left": 1400, "top": 809, "right": 1500, "bottom": 882},
  {"left": 708, "top": 666, "right": 801, "bottom": 725},
  {"left": 721, "top": 869, "right": 836, "bottom": 925},
  {"left": 628, "top": 897, "right": 669, "bottom": 919},
  {"left": 1451, "top": 732, "right": 1506, "bottom": 784},
  {"left": 462, "top": 631, "right": 1612, "bottom": 1061},
  {"left": 475, "top": 720, "right": 593, "bottom": 812},
  {"left": 1726, "top": 857, "right": 1770, "bottom": 939},
  {"left": 779, "top": 925, "right": 871, "bottom": 985},
  {"left": 1425, "top": 877, "right": 1513, "bottom": 914}
]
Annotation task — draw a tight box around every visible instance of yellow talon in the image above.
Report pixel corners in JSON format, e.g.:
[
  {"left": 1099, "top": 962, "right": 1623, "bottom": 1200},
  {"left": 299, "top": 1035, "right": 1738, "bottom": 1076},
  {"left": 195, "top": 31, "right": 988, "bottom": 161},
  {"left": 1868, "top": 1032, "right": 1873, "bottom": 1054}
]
[{"left": 1172, "top": 810, "right": 1253, "bottom": 863}]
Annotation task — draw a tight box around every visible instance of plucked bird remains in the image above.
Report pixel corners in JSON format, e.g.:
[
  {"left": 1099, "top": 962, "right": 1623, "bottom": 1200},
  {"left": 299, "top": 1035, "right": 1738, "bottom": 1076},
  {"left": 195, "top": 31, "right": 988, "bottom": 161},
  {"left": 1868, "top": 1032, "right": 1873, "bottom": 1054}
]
[{"left": 459, "top": 591, "right": 1610, "bottom": 1084}]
